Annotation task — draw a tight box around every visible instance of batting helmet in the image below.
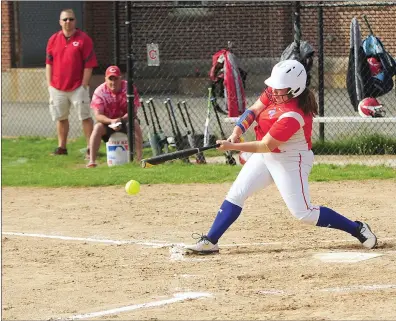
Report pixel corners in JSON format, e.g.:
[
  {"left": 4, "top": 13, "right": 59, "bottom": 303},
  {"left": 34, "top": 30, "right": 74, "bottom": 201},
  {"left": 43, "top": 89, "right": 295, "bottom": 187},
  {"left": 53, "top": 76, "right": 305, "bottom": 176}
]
[
  {"left": 358, "top": 97, "right": 386, "bottom": 118},
  {"left": 367, "top": 57, "right": 383, "bottom": 77},
  {"left": 264, "top": 60, "right": 307, "bottom": 98}
]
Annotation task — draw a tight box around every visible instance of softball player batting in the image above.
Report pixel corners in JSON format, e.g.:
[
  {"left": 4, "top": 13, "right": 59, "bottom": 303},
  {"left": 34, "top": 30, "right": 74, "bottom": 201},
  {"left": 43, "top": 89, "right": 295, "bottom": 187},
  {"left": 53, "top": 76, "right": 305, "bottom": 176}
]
[{"left": 186, "top": 59, "right": 377, "bottom": 254}]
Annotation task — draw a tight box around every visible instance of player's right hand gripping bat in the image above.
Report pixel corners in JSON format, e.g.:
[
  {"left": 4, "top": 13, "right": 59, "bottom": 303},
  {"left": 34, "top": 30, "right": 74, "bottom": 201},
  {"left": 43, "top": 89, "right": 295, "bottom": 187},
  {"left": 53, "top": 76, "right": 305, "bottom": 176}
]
[
  {"left": 178, "top": 101, "right": 206, "bottom": 164},
  {"left": 141, "top": 144, "right": 219, "bottom": 168}
]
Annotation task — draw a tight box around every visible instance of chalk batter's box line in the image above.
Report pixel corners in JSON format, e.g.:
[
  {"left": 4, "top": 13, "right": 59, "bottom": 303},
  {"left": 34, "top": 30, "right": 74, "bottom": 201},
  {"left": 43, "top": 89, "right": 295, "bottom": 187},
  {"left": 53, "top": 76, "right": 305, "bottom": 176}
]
[{"left": 3, "top": 231, "right": 395, "bottom": 249}]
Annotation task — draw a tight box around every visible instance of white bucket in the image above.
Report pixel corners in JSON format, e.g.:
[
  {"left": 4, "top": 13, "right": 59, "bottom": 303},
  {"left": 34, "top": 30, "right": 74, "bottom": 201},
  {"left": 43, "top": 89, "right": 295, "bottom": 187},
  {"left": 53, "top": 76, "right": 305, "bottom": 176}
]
[{"left": 106, "top": 132, "right": 129, "bottom": 166}]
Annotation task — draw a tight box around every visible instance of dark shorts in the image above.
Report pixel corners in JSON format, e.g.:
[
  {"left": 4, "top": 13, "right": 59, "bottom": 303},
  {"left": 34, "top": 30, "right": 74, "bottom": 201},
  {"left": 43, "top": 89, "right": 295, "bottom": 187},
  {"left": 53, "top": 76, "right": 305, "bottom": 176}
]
[{"left": 102, "top": 118, "right": 140, "bottom": 143}]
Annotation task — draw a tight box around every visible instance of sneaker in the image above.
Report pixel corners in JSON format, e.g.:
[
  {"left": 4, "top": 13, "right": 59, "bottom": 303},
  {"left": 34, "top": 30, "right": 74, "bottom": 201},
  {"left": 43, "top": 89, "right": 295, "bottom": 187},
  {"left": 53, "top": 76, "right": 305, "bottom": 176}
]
[
  {"left": 86, "top": 162, "right": 97, "bottom": 168},
  {"left": 185, "top": 234, "right": 219, "bottom": 254},
  {"left": 354, "top": 221, "right": 377, "bottom": 249},
  {"left": 51, "top": 147, "right": 68, "bottom": 155}
]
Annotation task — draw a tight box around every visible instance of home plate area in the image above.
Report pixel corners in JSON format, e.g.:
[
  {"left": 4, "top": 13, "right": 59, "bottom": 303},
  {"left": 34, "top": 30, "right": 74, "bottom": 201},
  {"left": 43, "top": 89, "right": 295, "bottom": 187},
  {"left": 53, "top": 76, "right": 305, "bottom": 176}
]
[{"left": 313, "top": 251, "right": 383, "bottom": 263}]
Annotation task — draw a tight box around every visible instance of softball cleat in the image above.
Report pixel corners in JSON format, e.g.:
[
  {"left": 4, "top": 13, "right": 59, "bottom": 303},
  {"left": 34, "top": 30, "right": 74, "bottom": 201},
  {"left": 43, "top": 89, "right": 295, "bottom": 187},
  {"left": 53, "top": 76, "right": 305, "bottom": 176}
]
[
  {"left": 185, "top": 235, "right": 219, "bottom": 254},
  {"left": 354, "top": 221, "right": 377, "bottom": 249}
]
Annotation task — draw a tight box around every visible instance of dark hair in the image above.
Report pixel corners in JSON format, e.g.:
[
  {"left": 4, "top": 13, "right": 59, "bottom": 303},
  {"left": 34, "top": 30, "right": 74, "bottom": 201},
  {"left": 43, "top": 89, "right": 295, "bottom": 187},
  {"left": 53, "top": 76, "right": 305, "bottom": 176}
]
[{"left": 298, "top": 88, "right": 318, "bottom": 116}]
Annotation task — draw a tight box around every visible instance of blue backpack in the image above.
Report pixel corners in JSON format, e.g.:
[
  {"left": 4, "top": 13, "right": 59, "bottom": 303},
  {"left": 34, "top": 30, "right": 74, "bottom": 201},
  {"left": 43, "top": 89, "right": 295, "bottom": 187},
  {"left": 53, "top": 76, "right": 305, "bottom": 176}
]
[{"left": 361, "top": 34, "right": 396, "bottom": 98}]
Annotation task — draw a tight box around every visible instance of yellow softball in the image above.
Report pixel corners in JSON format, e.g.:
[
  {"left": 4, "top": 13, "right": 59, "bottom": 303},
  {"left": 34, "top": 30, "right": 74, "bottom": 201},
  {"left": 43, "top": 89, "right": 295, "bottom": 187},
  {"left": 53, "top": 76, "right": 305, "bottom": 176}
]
[{"left": 125, "top": 180, "right": 140, "bottom": 195}]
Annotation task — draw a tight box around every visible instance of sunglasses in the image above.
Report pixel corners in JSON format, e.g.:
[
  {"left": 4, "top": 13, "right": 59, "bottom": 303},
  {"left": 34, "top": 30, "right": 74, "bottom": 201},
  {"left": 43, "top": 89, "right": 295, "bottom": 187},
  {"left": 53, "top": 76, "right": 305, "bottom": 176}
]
[{"left": 62, "top": 18, "right": 75, "bottom": 22}]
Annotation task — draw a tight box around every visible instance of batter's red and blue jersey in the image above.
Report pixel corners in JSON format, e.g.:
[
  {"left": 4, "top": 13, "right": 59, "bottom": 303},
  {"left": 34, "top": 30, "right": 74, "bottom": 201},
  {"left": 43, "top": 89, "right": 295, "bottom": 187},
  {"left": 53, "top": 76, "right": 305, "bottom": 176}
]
[{"left": 255, "top": 89, "right": 313, "bottom": 153}]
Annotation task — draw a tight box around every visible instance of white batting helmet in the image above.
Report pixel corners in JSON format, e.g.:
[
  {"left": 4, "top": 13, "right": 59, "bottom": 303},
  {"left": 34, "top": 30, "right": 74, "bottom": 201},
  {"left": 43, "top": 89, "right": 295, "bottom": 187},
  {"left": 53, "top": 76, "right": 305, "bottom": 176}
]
[
  {"left": 264, "top": 59, "right": 307, "bottom": 98},
  {"left": 358, "top": 97, "right": 386, "bottom": 118}
]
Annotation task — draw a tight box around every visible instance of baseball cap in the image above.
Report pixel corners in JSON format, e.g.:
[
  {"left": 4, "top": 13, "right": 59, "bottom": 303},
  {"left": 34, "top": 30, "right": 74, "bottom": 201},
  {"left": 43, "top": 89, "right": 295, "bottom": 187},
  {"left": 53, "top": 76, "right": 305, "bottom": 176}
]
[{"left": 105, "top": 66, "right": 121, "bottom": 78}]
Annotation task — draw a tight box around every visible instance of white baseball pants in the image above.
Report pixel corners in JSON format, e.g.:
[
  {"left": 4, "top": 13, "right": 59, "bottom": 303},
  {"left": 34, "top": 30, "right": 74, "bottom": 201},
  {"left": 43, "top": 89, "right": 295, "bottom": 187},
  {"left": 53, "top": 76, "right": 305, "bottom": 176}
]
[{"left": 225, "top": 150, "right": 320, "bottom": 225}]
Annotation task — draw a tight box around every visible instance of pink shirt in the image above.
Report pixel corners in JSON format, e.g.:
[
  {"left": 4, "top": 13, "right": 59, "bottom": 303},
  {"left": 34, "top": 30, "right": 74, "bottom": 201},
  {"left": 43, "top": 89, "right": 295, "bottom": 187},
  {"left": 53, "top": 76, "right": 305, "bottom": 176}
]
[
  {"left": 255, "top": 88, "right": 313, "bottom": 153},
  {"left": 90, "top": 80, "right": 140, "bottom": 118}
]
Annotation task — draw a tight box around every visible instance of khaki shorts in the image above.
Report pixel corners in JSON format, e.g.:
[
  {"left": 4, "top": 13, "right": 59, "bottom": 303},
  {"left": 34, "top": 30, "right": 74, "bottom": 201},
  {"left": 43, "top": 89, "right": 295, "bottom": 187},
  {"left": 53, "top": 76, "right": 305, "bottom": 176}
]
[{"left": 48, "top": 85, "right": 91, "bottom": 121}]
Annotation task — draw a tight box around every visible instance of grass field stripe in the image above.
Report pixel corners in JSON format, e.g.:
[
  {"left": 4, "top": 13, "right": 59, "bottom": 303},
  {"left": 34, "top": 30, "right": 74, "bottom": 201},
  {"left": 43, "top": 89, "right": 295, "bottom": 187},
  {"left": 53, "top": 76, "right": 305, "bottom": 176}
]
[{"left": 65, "top": 292, "right": 212, "bottom": 320}]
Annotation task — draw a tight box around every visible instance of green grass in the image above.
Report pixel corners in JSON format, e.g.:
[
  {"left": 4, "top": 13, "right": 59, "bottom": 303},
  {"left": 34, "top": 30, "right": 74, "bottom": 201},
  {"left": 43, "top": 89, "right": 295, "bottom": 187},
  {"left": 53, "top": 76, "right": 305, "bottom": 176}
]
[
  {"left": 309, "top": 164, "right": 395, "bottom": 181},
  {"left": 2, "top": 137, "right": 395, "bottom": 187},
  {"left": 313, "top": 134, "right": 396, "bottom": 155}
]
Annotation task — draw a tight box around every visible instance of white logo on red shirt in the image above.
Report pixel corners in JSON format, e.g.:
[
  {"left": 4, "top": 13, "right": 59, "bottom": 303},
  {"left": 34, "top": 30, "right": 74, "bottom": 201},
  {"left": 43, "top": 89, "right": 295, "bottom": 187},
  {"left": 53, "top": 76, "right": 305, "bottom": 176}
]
[
  {"left": 73, "top": 41, "right": 79, "bottom": 47},
  {"left": 268, "top": 109, "right": 276, "bottom": 119}
]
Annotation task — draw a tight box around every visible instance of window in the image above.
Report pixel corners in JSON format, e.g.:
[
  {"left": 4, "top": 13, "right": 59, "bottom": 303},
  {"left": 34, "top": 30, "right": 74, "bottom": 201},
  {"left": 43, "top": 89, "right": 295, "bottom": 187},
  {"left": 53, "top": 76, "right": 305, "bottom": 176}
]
[{"left": 170, "top": 1, "right": 211, "bottom": 17}]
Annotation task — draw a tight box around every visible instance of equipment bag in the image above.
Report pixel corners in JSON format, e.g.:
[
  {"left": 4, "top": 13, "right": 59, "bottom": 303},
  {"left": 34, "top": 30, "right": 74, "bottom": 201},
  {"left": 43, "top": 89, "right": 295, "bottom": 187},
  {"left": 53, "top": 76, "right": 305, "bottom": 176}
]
[
  {"left": 209, "top": 48, "right": 247, "bottom": 117},
  {"left": 360, "top": 34, "right": 396, "bottom": 98}
]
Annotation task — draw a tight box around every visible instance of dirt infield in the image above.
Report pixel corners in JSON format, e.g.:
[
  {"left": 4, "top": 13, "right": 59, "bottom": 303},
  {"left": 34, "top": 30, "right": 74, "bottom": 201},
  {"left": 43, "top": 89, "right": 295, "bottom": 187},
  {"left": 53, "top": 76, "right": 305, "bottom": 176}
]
[{"left": 2, "top": 180, "right": 396, "bottom": 320}]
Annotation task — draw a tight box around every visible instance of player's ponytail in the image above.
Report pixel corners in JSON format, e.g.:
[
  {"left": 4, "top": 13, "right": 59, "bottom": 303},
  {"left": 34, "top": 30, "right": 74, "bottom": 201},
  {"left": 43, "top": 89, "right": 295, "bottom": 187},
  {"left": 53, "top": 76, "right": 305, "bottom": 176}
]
[{"left": 298, "top": 88, "right": 318, "bottom": 116}]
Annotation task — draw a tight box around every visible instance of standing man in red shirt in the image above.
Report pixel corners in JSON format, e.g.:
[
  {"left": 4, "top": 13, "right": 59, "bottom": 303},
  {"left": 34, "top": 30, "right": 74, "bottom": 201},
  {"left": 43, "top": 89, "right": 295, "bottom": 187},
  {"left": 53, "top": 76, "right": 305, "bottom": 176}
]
[{"left": 46, "top": 8, "right": 98, "bottom": 156}]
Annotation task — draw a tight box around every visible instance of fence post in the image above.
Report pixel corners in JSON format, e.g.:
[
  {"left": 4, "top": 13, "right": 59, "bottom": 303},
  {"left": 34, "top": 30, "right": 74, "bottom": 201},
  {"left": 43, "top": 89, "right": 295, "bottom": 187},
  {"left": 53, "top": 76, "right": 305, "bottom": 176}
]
[
  {"left": 318, "top": 3, "right": 325, "bottom": 141},
  {"left": 125, "top": 1, "right": 135, "bottom": 162}
]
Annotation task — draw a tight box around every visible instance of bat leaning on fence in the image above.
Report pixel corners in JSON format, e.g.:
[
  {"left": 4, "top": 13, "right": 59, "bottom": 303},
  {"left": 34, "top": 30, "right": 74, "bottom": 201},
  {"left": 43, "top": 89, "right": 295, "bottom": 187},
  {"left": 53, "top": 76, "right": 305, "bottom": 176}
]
[
  {"left": 141, "top": 144, "right": 219, "bottom": 168},
  {"left": 209, "top": 88, "right": 237, "bottom": 165},
  {"left": 177, "top": 101, "right": 206, "bottom": 164},
  {"left": 149, "top": 98, "right": 169, "bottom": 153},
  {"left": 144, "top": 99, "right": 162, "bottom": 156},
  {"left": 203, "top": 88, "right": 212, "bottom": 148},
  {"left": 183, "top": 100, "right": 207, "bottom": 164},
  {"left": 164, "top": 99, "right": 177, "bottom": 147},
  {"left": 140, "top": 99, "right": 162, "bottom": 157},
  {"left": 167, "top": 98, "right": 184, "bottom": 148},
  {"left": 164, "top": 98, "right": 189, "bottom": 163}
]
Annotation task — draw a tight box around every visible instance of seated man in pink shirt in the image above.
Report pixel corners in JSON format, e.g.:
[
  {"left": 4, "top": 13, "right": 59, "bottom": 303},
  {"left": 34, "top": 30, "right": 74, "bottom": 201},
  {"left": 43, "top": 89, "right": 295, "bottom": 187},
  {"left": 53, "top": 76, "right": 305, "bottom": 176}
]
[{"left": 87, "top": 65, "right": 143, "bottom": 167}]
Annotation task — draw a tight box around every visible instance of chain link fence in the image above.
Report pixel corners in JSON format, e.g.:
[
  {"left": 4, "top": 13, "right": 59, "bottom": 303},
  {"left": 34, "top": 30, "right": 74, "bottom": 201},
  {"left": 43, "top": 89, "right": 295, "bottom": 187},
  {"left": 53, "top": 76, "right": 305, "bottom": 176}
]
[{"left": 2, "top": 1, "right": 396, "bottom": 166}]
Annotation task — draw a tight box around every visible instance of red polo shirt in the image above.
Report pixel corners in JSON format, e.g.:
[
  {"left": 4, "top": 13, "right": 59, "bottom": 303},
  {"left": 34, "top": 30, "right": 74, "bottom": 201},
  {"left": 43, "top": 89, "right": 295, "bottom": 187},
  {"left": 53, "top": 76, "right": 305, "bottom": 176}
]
[{"left": 46, "top": 29, "right": 98, "bottom": 91}]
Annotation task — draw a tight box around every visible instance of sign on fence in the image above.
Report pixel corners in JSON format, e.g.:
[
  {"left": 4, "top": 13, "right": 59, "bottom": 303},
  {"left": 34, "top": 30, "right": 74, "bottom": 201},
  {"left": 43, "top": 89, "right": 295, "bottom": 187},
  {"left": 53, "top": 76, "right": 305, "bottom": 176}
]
[{"left": 147, "top": 43, "right": 160, "bottom": 66}]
